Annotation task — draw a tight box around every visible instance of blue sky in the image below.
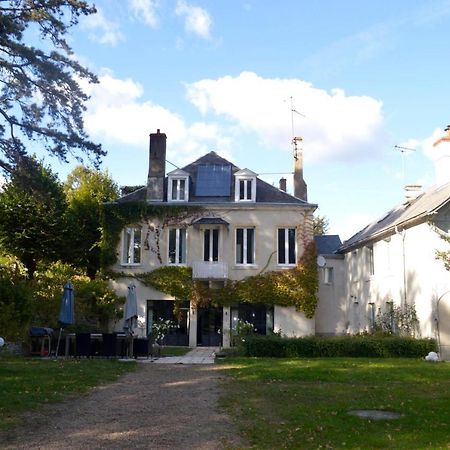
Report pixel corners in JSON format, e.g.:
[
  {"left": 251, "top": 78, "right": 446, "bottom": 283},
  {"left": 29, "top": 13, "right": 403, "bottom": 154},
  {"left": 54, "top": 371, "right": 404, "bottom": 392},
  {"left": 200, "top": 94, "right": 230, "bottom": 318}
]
[{"left": 42, "top": 0, "right": 450, "bottom": 240}]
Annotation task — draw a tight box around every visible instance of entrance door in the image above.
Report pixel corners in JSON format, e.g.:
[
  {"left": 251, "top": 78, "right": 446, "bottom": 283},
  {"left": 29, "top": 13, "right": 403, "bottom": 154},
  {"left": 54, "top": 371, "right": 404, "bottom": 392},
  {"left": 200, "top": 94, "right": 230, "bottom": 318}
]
[{"left": 197, "top": 307, "right": 223, "bottom": 346}]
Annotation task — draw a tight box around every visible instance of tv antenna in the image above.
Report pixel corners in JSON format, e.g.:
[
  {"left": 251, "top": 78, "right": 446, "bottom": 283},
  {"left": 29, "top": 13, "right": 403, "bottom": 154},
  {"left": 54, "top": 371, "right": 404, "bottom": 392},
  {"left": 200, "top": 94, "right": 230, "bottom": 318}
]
[
  {"left": 394, "top": 145, "right": 416, "bottom": 180},
  {"left": 287, "top": 96, "right": 306, "bottom": 160}
]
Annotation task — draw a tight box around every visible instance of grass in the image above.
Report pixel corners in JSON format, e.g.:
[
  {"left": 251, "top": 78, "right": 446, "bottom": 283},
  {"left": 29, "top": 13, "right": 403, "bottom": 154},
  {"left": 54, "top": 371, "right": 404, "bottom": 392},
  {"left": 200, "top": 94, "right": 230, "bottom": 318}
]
[
  {"left": 0, "top": 354, "right": 137, "bottom": 431},
  {"left": 218, "top": 357, "right": 450, "bottom": 449}
]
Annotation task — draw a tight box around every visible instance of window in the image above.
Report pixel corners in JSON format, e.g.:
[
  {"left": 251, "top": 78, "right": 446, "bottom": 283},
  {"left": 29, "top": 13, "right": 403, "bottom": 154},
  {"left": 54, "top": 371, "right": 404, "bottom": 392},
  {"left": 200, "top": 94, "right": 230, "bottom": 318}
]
[
  {"left": 324, "top": 267, "right": 333, "bottom": 284},
  {"left": 366, "top": 245, "right": 374, "bottom": 275},
  {"left": 277, "top": 228, "right": 296, "bottom": 265},
  {"left": 204, "top": 228, "right": 219, "bottom": 262},
  {"left": 234, "top": 169, "right": 257, "bottom": 202},
  {"left": 122, "top": 227, "right": 141, "bottom": 265},
  {"left": 236, "top": 228, "right": 255, "bottom": 265},
  {"left": 167, "top": 170, "right": 189, "bottom": 202},
  {"left": 168, "top": 228, "right": 186, "bottom": 264},
  {"left": 171, "top": 178, "right": 186, "bottom": 201}
]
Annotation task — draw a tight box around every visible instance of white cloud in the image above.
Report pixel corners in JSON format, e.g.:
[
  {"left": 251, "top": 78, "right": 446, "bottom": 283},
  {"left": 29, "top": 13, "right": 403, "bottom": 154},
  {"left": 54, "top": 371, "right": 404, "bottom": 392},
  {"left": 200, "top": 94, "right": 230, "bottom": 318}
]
[
  {"left": 186, "top": 71, "right": 385, "bottom": 164},
  {"left": 81, "top": 8, "right": 124, "bottom": 46},
  {"left": 81, "top": 71, "right": 228, "bottom": 166},
  {"left": 129, "top": 0, "right": 159, "bottom": 28},
  {"left": 175, "top": 0, "right": 212, "bottom": 39}
]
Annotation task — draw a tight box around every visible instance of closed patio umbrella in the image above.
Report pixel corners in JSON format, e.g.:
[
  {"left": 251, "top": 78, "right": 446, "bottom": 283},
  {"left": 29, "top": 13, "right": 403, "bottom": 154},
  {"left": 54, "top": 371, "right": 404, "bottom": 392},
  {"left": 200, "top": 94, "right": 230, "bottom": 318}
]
[
  {"left": 55, "top": 281, "right": 75, "bottom": 357},
  {"left": 124, "top": 283, "right": 138, "bottom": 357}
]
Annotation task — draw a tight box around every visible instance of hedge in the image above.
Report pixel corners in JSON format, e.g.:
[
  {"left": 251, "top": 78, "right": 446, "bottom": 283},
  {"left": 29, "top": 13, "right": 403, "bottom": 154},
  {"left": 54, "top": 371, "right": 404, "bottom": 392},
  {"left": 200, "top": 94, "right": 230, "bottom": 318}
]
[{"left": 241, "top": 335, "right": 437, "bottom": 358}]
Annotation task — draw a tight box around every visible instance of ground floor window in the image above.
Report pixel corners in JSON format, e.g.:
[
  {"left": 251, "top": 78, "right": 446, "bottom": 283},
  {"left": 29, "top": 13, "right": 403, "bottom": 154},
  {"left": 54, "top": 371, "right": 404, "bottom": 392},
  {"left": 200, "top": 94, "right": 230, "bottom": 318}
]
[
  {"left": 146, "top": 300, "right": 189, "bottom": 346},
  {"left": 230, "top": 303, "right": 274, "bottom": 335}
]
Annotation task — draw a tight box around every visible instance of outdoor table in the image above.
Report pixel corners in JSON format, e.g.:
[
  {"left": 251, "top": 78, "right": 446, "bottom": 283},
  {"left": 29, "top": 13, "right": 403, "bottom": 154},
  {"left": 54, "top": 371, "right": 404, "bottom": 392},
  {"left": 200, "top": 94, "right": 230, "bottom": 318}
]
[{"left": 64, "top": 333, "right": 127, "bottom": 357}]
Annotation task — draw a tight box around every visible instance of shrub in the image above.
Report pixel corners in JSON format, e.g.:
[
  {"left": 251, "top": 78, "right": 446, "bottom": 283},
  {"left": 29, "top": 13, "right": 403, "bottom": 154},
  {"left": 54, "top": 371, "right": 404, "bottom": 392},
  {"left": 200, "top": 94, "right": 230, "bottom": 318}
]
[{"left": 242, "top": 335, "right": 437, "bottom": 358}]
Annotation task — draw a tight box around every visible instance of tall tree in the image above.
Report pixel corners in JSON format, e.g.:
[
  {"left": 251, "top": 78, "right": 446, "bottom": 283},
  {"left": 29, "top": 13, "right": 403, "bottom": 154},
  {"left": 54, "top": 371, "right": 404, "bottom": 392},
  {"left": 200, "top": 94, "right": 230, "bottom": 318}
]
[
  {"left": 0, "top": 1, "right": 104, "bottom": 173},
  {"left": 64, "top": 166, "right": 119, "bottom": 278},
  {"left": 0, "top": 156, "right": 68, "bottom": 277},
  {"left": 313, "top": 214, "right": 330, "bottom": 236}
]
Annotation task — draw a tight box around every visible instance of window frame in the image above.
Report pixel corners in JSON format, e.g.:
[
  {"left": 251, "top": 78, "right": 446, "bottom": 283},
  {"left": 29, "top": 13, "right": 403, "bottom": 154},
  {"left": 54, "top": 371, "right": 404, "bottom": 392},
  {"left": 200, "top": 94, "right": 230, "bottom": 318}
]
[
  {"left": 203, "top": 228, "right": 220, "bottom": 262},
  {"left": 234, "top": 170, "right": 257, "bottom": 202},
  {"left": 277, "top": 227, "right": 297, "bottom": 266},
  {"left": 168, "top": 228, "right": 187, "bottom": 265},
  {"left": 121, "top": 226, "right": 142, "bottom": 266},
  {"left": 235, "top": 227, "right": 256, "bottom": 265},
  {"left": 324, "top": 266, "right": 334, "bottom": 284},
  {"left": 168, "top": 175, "right": 189, "bottom": 202}
]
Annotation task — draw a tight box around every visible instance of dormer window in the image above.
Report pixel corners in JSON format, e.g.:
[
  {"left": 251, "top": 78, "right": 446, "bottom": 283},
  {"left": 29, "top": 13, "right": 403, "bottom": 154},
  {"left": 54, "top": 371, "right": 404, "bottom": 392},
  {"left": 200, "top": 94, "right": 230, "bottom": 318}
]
[
  {"left": 167, "top": 169, "right": 189, "bottom": 202},
  {"left": 234, "top": 169, "right": 257, "bottom": 202}
]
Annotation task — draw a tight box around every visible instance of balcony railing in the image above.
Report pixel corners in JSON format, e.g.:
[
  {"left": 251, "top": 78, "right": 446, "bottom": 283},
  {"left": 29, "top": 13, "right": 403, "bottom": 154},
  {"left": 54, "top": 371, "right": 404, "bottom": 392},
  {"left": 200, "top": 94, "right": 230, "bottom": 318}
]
[{"left": 192, "top": 261, "right": 228, "bottom": 280}]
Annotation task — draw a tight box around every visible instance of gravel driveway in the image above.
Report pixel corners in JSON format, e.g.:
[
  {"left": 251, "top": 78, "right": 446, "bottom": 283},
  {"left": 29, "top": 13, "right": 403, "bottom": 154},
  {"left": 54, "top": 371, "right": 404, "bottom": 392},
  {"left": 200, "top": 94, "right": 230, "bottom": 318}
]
[{"left": 1, "top": 363, "right": 245, "bottom": 450}]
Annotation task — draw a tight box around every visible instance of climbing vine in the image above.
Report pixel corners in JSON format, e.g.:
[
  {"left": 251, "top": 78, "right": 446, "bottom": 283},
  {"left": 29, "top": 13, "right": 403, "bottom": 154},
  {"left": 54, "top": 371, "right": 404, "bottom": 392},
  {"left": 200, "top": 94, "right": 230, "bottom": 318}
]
[
  {"left": 135, "top": 240, "right": 319, "bottom": 318},
  {"left": 100, "top": 201, "right": 202, "bottom": 268}
]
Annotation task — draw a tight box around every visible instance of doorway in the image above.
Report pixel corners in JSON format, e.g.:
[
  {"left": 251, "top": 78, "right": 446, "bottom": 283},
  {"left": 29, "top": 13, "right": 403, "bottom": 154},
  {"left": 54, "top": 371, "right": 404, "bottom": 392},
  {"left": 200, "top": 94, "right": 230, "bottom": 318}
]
[{"left": 197, "top": 307, "right": 223, "bottom": 346}]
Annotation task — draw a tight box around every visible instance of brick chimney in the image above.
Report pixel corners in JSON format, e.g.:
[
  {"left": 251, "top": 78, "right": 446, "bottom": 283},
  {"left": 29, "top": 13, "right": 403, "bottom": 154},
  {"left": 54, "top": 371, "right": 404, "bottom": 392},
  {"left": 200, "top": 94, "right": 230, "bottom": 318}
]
[
  {"left": 293, "top": 137, "right": 307, "bottom": 201},
  {"left": 146, "top": 129, "right": 166, "bottom": 202},
  {"left": 279, "top": 177, "right": 287, "bottom": 192},
  {"left": 433, "top": 125, "right": 450, "bottom": 187}
]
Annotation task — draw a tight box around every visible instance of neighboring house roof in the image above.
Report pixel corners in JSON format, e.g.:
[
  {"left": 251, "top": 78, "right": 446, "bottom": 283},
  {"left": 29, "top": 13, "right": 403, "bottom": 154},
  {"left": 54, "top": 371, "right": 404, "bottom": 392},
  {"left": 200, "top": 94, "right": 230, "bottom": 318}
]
[
  {"left": 116, "top": 151, "right": 317, "bottom": 208},
  {"left": 340, "top": 182, "right": 450, "bottom": 252},
  {"left": 314, "top": 235, "right": 342, "bottom": 255}
]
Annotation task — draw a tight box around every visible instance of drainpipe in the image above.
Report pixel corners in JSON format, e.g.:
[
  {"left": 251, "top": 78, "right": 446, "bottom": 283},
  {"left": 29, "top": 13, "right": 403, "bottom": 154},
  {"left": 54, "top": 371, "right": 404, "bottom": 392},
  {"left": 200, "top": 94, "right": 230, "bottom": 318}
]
[
  {"left": 436, "top": 290, "right": 450, "bottom": 357},
  {"left": 395, "top": 225, "right": 407, "bottom": 307}
]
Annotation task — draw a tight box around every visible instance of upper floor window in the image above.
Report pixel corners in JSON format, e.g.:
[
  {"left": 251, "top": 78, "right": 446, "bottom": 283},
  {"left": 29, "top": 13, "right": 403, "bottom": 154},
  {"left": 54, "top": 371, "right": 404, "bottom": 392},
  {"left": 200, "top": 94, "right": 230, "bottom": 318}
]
[
  {"left": 366, "top": 245, "right": 374, "bottom": 275},
  {"left": 122, "top": 226, "right": 141, "bottom": 265},
  {"left": 204, "top": 228, "right": 220, "bottom": 262},
  {"left": 168, "top": 228, "right": 186, "bottom": 265},
  {"left": 236, "top": 228, "right": 255, "bottom": 265},
  {"left": 277, "top": 228, "right": 296, "bottom": 265},
  {"left": 234, "top": 169, "right": 257, "bottom": 202},
  {"left": 167, "top": 169, "right": 189, "bottom": 202}
]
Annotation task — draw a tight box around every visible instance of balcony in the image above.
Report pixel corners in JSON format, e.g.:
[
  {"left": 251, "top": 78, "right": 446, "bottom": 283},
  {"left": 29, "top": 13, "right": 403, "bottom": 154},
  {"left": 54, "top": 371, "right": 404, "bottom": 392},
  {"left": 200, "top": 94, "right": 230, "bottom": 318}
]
[{"left": 192, "top": 261, "right": 228, "bottom": 280}]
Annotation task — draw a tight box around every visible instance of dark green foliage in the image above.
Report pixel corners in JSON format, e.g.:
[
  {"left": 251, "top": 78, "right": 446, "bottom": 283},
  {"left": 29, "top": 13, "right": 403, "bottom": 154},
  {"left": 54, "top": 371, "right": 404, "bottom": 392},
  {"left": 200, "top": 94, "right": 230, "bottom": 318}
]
[
  {"left": 242, "top": 335, "right": 437, "bottom": 358},
  {"left": 64, "top": 166, "right": 119, "bottom": 278},
  {"left": 0, "top": 256, "right": 33, "bottom": 340},
  {"left": 0, "top": 1, "right": 104, "bottom": 173},
  {"left": 313, "top": 214, "right": 330, "bottom": 235},
  {"left": 0, "top": 158, "right": 69, "bottom": 277}
]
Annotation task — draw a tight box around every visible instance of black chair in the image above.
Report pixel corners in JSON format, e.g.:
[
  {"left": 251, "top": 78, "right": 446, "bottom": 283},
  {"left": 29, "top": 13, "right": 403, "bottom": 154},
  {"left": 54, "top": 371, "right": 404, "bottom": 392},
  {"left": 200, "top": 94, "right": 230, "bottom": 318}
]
[
  {"left": 133, "top": 338, "right": 152, "bottom": 358},
  {"left": 75, "top": 333, "right": 92, "bottom": 357},
  {"left": 102, "top": 333, "right": 117, "bottom": 357}
]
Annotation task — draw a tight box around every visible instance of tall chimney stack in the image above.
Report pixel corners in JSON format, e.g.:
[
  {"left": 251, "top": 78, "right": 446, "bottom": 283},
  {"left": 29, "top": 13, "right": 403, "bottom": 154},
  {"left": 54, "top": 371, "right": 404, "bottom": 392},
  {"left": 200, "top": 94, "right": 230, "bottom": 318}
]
[
  {"left": 433, "top": 125, "right": 450, "bottom": 187},
  {"left": 147, "top": 129, "right": 167, "bottom": 202},
  {"left": 279, "top": 177, "right": 287, "bottom": 192},
  {"left": 293, "top": 137, "right": 307, "bottom": 201}
]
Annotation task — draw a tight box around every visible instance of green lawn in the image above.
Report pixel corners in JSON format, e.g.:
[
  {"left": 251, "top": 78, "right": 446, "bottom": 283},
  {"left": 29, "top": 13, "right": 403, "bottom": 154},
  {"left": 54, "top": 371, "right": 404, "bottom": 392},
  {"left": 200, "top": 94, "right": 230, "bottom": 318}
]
[
  {"left": 218, "top": 357, "right": 450, "bottom": 449},
  {"left": 0, "top": 355, "right": 137, "bottom": 431}
]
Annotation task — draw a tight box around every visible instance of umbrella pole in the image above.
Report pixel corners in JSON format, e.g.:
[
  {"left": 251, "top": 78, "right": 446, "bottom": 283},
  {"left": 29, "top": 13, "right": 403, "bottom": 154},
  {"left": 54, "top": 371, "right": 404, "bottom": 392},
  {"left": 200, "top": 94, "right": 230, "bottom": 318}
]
[{"left": 55, "top": 327, "right": 63, "bottom": 358}]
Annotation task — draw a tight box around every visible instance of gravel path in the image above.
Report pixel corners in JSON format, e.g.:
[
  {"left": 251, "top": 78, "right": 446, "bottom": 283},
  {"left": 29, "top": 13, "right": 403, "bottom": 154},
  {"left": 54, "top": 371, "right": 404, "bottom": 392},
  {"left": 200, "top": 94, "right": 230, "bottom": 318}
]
[{"left": 1, "top": 364, "right": 245, "bottom": 450}]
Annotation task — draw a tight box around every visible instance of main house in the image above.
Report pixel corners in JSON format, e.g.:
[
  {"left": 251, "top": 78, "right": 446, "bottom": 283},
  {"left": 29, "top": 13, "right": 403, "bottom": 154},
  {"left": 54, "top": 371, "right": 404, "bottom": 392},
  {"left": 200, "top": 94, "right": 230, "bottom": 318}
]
[{"left": 110, "top": 130, "right": 318, "bottom": 347}]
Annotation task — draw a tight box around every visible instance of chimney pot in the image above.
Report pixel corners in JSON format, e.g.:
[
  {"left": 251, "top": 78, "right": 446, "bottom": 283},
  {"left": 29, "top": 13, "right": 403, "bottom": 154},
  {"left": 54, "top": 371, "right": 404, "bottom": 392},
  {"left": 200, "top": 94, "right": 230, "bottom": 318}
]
[{"left": 279, "top": 177, "right": 287, "bottom": 192}]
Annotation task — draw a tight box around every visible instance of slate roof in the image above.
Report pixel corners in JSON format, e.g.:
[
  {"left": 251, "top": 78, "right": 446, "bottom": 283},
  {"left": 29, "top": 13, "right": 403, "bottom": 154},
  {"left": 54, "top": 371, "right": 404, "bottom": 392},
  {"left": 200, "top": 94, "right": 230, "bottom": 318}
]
[
  {"left": 314, "top": 235, "right": 342, "bottom": 255},
  {"left": 340, "top": 182, "right": 450, "bottom": 252},
  {"left": 117, "top": 151, "right": 316, "bottom": 207}
]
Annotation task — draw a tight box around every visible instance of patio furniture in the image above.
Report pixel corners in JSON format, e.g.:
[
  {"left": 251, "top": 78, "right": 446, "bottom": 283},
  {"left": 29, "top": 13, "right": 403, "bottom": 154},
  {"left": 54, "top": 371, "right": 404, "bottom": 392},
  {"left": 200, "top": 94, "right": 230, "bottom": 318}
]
[
  {"left": 29, "top": 327, "right": 53, "bottom": 357},
  {"left": 75, "top": 333, "right": 92, "bottom": 357},
  {"left": 133, "top": 338, "right": 152, "bottom": 358},
  {"left": 102, "top": 333, "right": 117, "bottom": 357}
]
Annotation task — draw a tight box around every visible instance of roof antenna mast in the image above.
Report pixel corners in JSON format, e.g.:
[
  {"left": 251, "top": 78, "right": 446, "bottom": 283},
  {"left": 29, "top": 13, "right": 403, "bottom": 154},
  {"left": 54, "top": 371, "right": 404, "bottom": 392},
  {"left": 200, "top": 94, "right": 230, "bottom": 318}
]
[
  {"left": 289, "top": 96, "right": 305, "bottom": 160},
  {"left": 394, "top": 144, "right": 416, "bottom": 180}
]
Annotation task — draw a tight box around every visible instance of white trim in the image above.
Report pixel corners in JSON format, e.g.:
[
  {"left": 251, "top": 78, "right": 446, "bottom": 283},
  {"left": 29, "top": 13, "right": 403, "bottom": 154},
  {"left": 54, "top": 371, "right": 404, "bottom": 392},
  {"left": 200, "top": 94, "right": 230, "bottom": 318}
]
[
  {"left": 168, "top": 175, "right": 189, "bottom": 202},
  {"left": 235, "top": 227, "right": 256, "bottom": 265},
  {"left": 121, "top": 226, "right": 142, "bottom": 266},
  {"left": 234, "top": 170, "right": 256, "bottom": 202},
  {"left": 168, "top": 228, "right": 187, "bottom": 265},
  {"left": 277, "top": 227, "right": 297, "bottom": 266},
  {"left": 203, "top": 227, "right": 221, "bottom": 262}
]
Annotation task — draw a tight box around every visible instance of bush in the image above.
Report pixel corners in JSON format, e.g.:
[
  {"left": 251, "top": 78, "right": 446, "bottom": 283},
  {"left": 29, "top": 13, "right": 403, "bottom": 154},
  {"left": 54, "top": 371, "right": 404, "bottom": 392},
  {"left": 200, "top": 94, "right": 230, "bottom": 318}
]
[{"left": 242, "top": 335, "right": 437, "bottom": 358}]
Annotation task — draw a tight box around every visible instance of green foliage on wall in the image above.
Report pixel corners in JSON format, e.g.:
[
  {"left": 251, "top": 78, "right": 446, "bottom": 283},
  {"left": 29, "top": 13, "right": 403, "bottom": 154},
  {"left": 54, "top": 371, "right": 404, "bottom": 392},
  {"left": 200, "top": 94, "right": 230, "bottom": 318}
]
[
  {"left": 134, "top": 241, "right": 319, "bottom": 317},
  {"left": 100, "top": 201, "right": 202, "bottom": 268}
]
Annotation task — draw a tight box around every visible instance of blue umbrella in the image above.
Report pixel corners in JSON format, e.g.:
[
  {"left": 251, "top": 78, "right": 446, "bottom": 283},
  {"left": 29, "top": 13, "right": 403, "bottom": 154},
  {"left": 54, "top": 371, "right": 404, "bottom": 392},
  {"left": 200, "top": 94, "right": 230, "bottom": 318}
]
[{"left": 56, "top": 281, "right": 75, "bottom": 357}]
